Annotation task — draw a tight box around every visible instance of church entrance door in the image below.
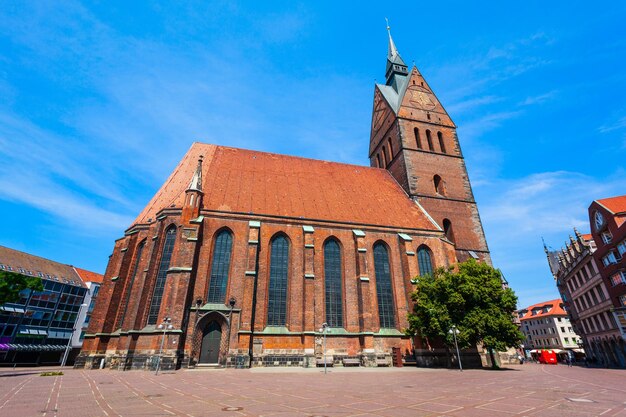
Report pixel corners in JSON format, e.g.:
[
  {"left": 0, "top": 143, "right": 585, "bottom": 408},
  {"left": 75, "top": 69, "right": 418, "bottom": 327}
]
[{"left": 199, "top": 321, "right": 221, "bottom": 364}]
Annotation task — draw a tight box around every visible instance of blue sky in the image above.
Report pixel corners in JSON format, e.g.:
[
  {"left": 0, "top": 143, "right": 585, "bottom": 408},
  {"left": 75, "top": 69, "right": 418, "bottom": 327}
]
[{"left": 0, "top": 1, "right": 624, "bottom": 309}]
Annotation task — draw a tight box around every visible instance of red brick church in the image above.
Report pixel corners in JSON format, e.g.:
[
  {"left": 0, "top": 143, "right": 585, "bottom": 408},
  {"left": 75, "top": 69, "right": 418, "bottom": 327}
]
[{"left": 77, "top": 30, "right": 490, "bottom": 369}]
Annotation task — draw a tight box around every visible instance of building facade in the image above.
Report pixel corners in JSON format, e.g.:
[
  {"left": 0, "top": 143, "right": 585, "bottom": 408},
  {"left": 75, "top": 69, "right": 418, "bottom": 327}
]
[
  {"left": 547, "top": 230, "right": 621, "bottom": 366},
  {"left": 77, "top": 31, "right": 490, "bottom": 370},
  {"left": 518, "top": 299, "right": 582, "bottom": 357},
  {"left": 588, "top": 196, "right": 626, "bottom": 366},
  {"left": 0, "top": 246, "right": 102, "bottom": 365}
]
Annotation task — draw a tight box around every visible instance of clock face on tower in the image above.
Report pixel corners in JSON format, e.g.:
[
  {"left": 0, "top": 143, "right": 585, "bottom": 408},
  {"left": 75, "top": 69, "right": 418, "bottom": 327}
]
[
  {"left": 594, "top": 211, "right": 605, "bottom": 231},
  {"left": 410, "top": 90, "right": 436, "bottom": 110}
]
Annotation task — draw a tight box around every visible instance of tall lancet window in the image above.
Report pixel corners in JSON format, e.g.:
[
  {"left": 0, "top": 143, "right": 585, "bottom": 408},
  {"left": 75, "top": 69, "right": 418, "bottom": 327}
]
[
  {"left": 117, "top": 240, "right": 145, "bottom": 329},
  {"left": 417, "top": 245, "right": 434, "bottom": 277},
  {"left": 207, "top": 230, "right": 233, "bottom": 303},
  {"left": 147, "top": 226, "right": 177, "bottom": 325},
  {"left": 373, "top": 242, "right": 395, "bottom": 328},
  {"left": 324, "top": 239, "right": 343, "bottom": 328},
  {"left": 267, "top": 235, "right": 289, "bottom": 326}
]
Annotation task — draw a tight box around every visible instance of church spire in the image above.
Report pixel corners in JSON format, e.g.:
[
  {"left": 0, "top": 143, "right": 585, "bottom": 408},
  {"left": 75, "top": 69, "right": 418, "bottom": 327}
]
[
  {"left": 385, "top": 19, "right": 408, "bottom": 88},
  {"left": 187, "top": 155, "right": 203, "bottom": 192},
  {"left": 386, "top": 18, "right": 399, "bottom": 60}
]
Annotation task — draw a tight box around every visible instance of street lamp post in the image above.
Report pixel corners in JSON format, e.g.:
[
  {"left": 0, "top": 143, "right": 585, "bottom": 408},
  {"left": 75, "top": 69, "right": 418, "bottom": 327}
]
[
  {"left": 155, "top": 317, "right": 173, "bottom": 375},
  {"left": 448, "top": 325, "right": 462, "bottom": 372},
  {"left": 319, "top": 322, "right": 329, "bottom": 374},
  {"left": 61, "top": 303, "right": 88, "bottom": 367},
  {"left": 227, "top": 297, "right": 236, "bottom": 367}
]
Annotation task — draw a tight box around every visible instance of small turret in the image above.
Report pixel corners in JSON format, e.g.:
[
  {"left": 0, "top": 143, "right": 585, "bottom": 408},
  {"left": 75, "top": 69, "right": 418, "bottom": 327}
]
[{"left": 182, "top": 156, "right": 204, "bottom": 224}]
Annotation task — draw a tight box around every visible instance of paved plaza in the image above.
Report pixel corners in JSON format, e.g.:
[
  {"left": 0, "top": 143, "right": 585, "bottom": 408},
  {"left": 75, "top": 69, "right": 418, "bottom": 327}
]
[{"left": 0, "top": 364, "right": 624, "bottom": 417}]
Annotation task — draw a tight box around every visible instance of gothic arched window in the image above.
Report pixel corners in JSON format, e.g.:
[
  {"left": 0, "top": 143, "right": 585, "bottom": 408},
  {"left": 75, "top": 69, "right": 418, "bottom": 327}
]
[
  {"left": 443, "top": 219, "right": 455, "bottom": 244},
  {"left": 426, "top": 130, "right": 434, "bottom": 151},
  {"left": 147, "top": 226, "right": 177, "bottom": 325},
  {"left": 118, "top": 240, "right": 145, "bottom": 329},
  {"left": 388, "top": 138, "right": 394, "bottom": 159},
  {"left": 207, "top": 230, "right": 233, "bottom": 303},
  {"left": 414, "top": 128, "right": 422, "bottom": 149},
  {"left": 417, "top": 245, "right": 434, "bottom": 277},
  {"left": 324, "top": 239, "right": 343, "bottom": 328},
  {"left": 438, "top": 131, "right": 446, "bottom": 154},
  {"left": 376, "top": 154, "right": 381, "bottom": 168},
  {"left": 373, "top": 242, "right": 395, "bottom": 328},
  {"left": 382, "top": 146, "right": 389, "bottom": 167},
  {"left": 433, "top": 175, "right": 445, "bottom": 195},
  {"left": 267, "top": 235, "right": 289, "bottom": 326}
]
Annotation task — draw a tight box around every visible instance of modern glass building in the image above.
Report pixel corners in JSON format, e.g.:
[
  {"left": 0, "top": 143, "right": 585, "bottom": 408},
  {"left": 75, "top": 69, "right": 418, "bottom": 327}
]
[{"left": 0, "top": 245, "right": 102, "bottom": 366}]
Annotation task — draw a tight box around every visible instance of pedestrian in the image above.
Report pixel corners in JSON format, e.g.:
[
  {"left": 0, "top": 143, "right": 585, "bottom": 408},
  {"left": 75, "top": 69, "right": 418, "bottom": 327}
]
[{"left": 567, "top": 356, "right": 572, "bottom": 367}]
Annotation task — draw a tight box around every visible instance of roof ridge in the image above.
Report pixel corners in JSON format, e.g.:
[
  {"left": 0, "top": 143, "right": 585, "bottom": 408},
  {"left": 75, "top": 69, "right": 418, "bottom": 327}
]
[{"left": 203, "top": 143, "right": 386, "bottom": 172}]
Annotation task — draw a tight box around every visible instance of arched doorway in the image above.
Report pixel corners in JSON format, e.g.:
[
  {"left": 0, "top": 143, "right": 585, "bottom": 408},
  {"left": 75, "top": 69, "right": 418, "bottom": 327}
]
[{"left": 199, "top": 321, "right": 222, "bottom": 364}]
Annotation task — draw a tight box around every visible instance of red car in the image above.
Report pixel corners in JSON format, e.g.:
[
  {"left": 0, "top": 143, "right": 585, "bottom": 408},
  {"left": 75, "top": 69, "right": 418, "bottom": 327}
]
[{"left": 537, "top": 350, "right": 558, "bottom": 364}]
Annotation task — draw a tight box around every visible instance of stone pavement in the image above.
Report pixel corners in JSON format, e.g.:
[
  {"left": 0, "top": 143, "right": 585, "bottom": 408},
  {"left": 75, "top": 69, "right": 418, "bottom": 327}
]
[{"left": 0, "top": 364, "right": 624, "bottom": 417}]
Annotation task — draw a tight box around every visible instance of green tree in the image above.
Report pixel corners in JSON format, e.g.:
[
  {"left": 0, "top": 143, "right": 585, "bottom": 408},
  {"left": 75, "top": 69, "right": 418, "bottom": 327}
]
[
  {"left": 0, "top": 270, "right": 44, "bottom": 306},
  {"left": 406, "top": 259, "right": 523, "bottom": 368}
]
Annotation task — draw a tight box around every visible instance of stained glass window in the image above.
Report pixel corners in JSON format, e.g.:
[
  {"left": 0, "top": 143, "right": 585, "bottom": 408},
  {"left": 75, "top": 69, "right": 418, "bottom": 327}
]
[
  {"left": 417, "top": 245, "right": 433, "bottom": 277},
  {"left": 147, "top": 226, "right": 176, "bottom": 325},
  {"left": 207, "top": 230, "right": 233, "bottom": 303},
  {"left": 374, "top": 243, "right": 395, "bottom": 328},
  {"left": 267, "top": 236, "right": 289, "bottom": 326},
  {"left": 324, "top": 239, "right": 343, "bottom": 328}
]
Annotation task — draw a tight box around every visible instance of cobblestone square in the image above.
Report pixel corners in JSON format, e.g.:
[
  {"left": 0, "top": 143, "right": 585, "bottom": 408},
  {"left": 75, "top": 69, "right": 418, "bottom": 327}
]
[{"left": 0, "top": 364, "right": 624, "bottom": 417}]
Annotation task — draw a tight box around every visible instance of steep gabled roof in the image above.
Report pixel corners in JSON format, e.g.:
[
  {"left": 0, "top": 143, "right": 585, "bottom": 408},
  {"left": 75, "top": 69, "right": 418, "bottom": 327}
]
[
  {"left": 74, "top": 267, "right": 104, "bottom": 284},
  {"left": 518, "top": 298, "right": 567, "bottom": 320},
  {"left": 597, "top": 195, "right": 626, "bottom": 214},
  {"left": 133, "top": 143, "right": 440, "bottom": 232}
]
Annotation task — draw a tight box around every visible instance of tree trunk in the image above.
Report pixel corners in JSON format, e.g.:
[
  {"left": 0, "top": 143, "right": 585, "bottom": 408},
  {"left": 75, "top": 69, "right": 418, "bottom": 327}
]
[{"left": 488, "top": 347, "right": 498, "bottom": 369}]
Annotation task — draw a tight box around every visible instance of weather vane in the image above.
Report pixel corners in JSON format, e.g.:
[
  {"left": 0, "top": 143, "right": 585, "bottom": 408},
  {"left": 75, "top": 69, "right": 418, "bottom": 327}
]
[{"left": 385, "top": 17, "right": 390, "bottom": 31}]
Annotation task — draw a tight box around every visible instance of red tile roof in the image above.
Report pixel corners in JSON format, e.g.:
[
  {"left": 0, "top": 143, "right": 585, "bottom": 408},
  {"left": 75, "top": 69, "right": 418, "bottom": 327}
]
[
  {"left": 74, "top": 267, "right": 104, "bottom": 284},
  {"left": 597, "top": 195, "right": 626, "bottom": 214},
  {"left": 581, "top": 233, "right": 592, "bottom": 241},
  {"left": 133, "top": 143, "right": 439, "bottom": 231},
  {"left": 518, "top": 298, "right": 567, "bottom": 321}
]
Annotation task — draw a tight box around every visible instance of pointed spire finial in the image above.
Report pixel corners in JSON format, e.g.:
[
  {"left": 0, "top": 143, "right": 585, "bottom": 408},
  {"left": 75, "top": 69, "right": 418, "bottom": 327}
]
[
  {"left": 386, "top": 18, "right": 399, "bottom": 60},
  {"left": 187, "top": 155, "right": 203, "bottom": 192}
]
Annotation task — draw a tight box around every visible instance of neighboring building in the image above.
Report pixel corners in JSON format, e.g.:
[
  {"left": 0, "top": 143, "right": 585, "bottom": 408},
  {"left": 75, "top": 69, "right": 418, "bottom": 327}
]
[
  {"left": 0, "top": 245, "right": 102, "bottom": 365},
  {"left": 72, "top": 268, "right": 103, "bottom": 354},
  {"left": 546, "top": 230, "right": 618, "bottom": 365},
  {"left": 588, "top": 195, "right": 626, "bottom": 366},
  {"left": 78, "top": 30, "right": 491, "bottom": 370},
  {"left": 518, "top": 299, "right": 582, "bottom": 354}
]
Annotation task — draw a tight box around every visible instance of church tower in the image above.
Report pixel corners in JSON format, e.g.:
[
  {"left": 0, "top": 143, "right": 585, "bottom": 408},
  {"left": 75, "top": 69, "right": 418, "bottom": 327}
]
[{"left": 370, "top": 27, "right": 490, "bottom": 263}]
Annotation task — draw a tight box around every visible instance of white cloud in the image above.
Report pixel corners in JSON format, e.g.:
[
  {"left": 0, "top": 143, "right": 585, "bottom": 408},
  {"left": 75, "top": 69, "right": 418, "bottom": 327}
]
[
  {"left": 519, "top": 90, "right": 557, "bottom": 106},
  {"left": 598, "top": 116, "right": 626, "bottom": 133},
  {"left": 476, "top": 170, "right": 624, "bottom": 308},
  {"left": 446, "top": 95, "right": 503, "bottom": 115}
]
